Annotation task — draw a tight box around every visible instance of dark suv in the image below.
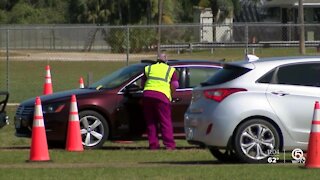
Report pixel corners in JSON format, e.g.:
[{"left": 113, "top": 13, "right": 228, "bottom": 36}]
[{"left": 15, "top": 60, "right": 221, "bottom": 149}]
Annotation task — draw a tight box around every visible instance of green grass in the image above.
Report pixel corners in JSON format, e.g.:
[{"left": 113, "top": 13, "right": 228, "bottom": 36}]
[
  {"left": 0, "top": 147, "right": 317, "bottom": 180},
  {"left": 1, "top": 48, "right": 320, "bottom": 103},
  {"left": 168, "top": 47, "right": 320, "bottom": 61},
  {"left": 0, "top": 61, "right": 126, "bottom": 103},
  {"left": 0, "top": 101, "right": 319, "bottom": 180},
  {"left": 0, "top": 48, "right": 319, "bottom": 179},
  {"left": 1, "top": 49, "right": 320, "bottom": 179},
  {"left": 0, "top": 149, "right": 317, "bottom": 180}
]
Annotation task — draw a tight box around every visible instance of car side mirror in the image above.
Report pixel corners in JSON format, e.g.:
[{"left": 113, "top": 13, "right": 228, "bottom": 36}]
[
  {"left": 124, "top": 84, "right": 143, "bottom": 93},
  {"left": 123, "top": 84, "right": 143, "bottom": 98}
]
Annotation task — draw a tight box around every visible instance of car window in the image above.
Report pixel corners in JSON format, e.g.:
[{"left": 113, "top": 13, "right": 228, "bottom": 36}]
[
  {"left": 275, "top": 63, "right": 320, "bottom": 87},
  {"left": 122, "top": 64, "right": 221, "bottom": 90},
  {"left": 89, "top": 63, "right": 146, "bottom": 89},
  {"left": 257, "top": 69, "right": 276, "bottom": 84},
  {"left": 174, "top": 67, "right": 183, "bottom": 89},
  {"left": 186, "top": 67, "right": 220, "bottom": 88},
  {"left": 202, "top": 64, "right": 251, "bottom": 86},
  {"left": 128, "top": 67, "right": 183, "bottom": 90},
  {"left": 133, "top": 77, "right": 144, "bottom": 89}
]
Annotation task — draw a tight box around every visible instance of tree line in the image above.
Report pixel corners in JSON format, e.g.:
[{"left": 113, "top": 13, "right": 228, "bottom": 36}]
[{"left": 0, "top": 0, "right": 261, "bottom": 25}]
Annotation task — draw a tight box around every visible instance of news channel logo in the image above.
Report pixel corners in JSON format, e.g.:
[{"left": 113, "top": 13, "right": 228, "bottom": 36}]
[
  {"left": 291, "top": 148, "right": 305, "bottom": 164},
  {"left": 267, "top": 148, "right": 306, "bottom": 164}
]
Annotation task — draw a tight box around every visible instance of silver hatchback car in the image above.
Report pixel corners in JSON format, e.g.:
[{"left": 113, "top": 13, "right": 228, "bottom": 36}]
[{"left": 185, "top": 56, "right": 320, "bottom": 163}]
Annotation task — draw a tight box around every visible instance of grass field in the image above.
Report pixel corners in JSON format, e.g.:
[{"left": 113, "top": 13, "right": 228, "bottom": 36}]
[
  {"left": 1, "top": 48, "right": 320, "bottom": 179},
  {"left": 0, "top": 149, "right": 317, "bottom": 180},
  {"left": 0, "top": 108, "right": 318, "bottom": 180},
  {"left": 1, "top": 47, "right": 320, "bottom": 103}
]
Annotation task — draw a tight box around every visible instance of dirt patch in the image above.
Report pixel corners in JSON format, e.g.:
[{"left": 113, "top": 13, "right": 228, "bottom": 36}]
[{"left": 0, "top": 50, "right": 156, "bottom": 61}]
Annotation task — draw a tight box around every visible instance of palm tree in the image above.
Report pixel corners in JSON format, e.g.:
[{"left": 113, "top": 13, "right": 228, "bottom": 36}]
[
  {"left": 76, "top": 0, "right": 110, "bottom": 24},
  {"left": 209, "top": 0, "right": 240, "bottom": 23},
  {"left": 74, "top": 0, "right": 112, "bottom": 51},
  {"left": 207, "top": 0, "right": 263, "bottom": 23}
]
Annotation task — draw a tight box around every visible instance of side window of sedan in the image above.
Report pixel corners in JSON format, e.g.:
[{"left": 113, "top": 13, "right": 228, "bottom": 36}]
[
  {"left": 174, "top": 68, "right": 182, "bottom": 88},
  {"left": 186, "top": 67, "right": 220, "bottom": 88},
  {"left": 133, "top": 77, "right": 144, "bottom": 89}
]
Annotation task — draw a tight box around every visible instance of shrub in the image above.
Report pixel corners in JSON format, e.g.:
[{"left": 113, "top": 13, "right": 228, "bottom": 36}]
[{"left": 105, "top": 28, "right": 157, "bottom": 53}]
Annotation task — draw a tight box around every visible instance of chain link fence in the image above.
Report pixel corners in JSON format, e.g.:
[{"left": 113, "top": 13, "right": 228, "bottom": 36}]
[
  {"left": 1, "top": 23, "right": 319, "bottom": 52},
  {"left": 1, "top": 23, "right": 320, "bottom": 101}
]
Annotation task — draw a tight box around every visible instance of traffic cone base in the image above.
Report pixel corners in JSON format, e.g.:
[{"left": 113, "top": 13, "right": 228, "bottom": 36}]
[
  {"left": 305, "top": 101, "right": 320, "bottom": 168},
  {"left": 29, "top": 128, "right": 50, "bottom": 162},
  {"left": 66, "top": 121, "right": 83, "bottom": 151},
  {"left": 29, "top": 97, "right": 50, "bottom": 162},
  {"left": 66, "top": 95, "right": 84, "bottom": 152}
]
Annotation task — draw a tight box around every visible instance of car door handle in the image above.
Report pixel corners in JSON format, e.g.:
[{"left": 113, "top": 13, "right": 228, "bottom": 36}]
[
  {"left": 172, "top": 98, "right": 181, "bottom": 103},
  {"left": 271, "top": 91, "right": 289, "bottom": 96}
]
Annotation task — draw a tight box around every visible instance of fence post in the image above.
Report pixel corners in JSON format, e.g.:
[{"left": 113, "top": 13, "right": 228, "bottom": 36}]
[
  {"left": 245, "top": 24, "right": 249, "bottom": 56},
  {"left": 87, "top": 72, "right": 93, "bottom": 87},
  {"left": 126, "top": 26, "right": 130, "bottom": 66},
  {"left": 51, "top": 28, "right": 56, "bottom": 50},
  {"left": 6, "top": 29, "right": 9, "bottom": 92}
]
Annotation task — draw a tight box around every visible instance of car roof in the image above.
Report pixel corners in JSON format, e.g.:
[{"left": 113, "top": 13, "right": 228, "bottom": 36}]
[
  {"left": 140, "top": 59, "right": 223, "bottom": 66},
  {"left": 228, "top": 56, "right": 320, "bottom": 69}
]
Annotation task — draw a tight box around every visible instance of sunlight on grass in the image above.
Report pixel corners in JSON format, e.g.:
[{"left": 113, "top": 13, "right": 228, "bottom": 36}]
[
  {"left": 0, "top": 105, "right": 319, "bottom": 179},
  {"left": 1, "top": 48, "right": 320, "bottom": 102}
]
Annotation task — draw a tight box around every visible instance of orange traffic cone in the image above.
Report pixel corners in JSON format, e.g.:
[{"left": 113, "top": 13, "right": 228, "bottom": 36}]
[
  {"left": 66, "top": 95, "right": 84, "bottom": 151},
  {"left": 29, "top": 97, "right": 50, "bottom": 162},
  {"left": 43, "top": 65, "right": 53, "bottom": 95},
  {"left": 305, "top": 101, "right": 320, "bottom": 168},
  {"left": 79, "top": 77, "right": 84, "bottom": 88}
]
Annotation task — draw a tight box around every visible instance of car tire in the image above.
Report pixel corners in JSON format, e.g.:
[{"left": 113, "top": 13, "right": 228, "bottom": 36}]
[
  {"left": 209, "top": 148, "right": 239, "bottom": 163},
  {"left": 79, "top": 110, "right": 109, "bottom": 149},
  {"left": 234, "top": 119, "right": 280, "bottom": 163}
]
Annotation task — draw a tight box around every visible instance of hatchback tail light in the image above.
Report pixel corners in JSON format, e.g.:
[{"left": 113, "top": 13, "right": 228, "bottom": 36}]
[{"left": 204, "top": 88, "right": 247, "bottom": 102}]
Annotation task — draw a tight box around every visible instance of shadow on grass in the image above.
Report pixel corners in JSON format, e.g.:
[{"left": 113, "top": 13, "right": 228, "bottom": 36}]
[
  {"left": 140, "top": 160, "right": 236, "bottom": 165},
  {"left": 0, "top": 146, "right": 29, "bottom": 150},
  {"left": 0, "top": 145, "right": 202, "bottom": 151},
  {"left": 140, "top": 159, "right": 296, "bottom": 166},
  {"left": 100, "top": 146, "right": 203, "bottom": 150}
]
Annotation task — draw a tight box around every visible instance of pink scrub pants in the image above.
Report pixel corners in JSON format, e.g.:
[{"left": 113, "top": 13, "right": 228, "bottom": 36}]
[{"left": 143, "top": 97, "right": 176, "bottom": 150}]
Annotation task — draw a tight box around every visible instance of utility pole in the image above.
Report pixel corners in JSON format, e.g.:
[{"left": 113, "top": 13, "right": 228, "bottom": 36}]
[
  {"left": 157, "top": 0, "right": 163, "bottom": 55},
  {"left": 299, "top": 0, "right": 305, "bottom": 54}
]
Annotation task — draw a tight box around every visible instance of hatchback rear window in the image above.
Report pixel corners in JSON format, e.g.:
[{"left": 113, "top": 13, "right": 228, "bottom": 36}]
[{"left": 201, "top": 64, "right": 251, "bottom": 86}]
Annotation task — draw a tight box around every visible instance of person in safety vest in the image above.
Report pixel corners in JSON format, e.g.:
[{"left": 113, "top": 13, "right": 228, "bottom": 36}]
[{"left": 141, "top": 53, "right": 179, "bottom": 150}]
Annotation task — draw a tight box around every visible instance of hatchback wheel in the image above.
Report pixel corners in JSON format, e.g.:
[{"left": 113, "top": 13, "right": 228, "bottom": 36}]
[
  {"left": 234, "top": 119, "right": 280, "bottom": 163},
  {"left": 79, "top": 110, "right": 109, "bottom": 149}
]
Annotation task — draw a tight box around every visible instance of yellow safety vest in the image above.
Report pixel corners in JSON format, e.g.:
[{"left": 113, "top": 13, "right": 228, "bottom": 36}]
[{"left": 144, "top": 62, "right": 175, "bottom": 101}]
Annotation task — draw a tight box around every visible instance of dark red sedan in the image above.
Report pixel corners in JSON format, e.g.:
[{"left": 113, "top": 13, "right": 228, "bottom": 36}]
[{"left": 15, "top": 60, "right": 221, "bottom": 149}]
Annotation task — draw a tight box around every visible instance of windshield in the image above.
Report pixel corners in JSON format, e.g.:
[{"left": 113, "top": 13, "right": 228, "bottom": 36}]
[{"left": 89, "top": 63, "right": 146, "bottom": 89}]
